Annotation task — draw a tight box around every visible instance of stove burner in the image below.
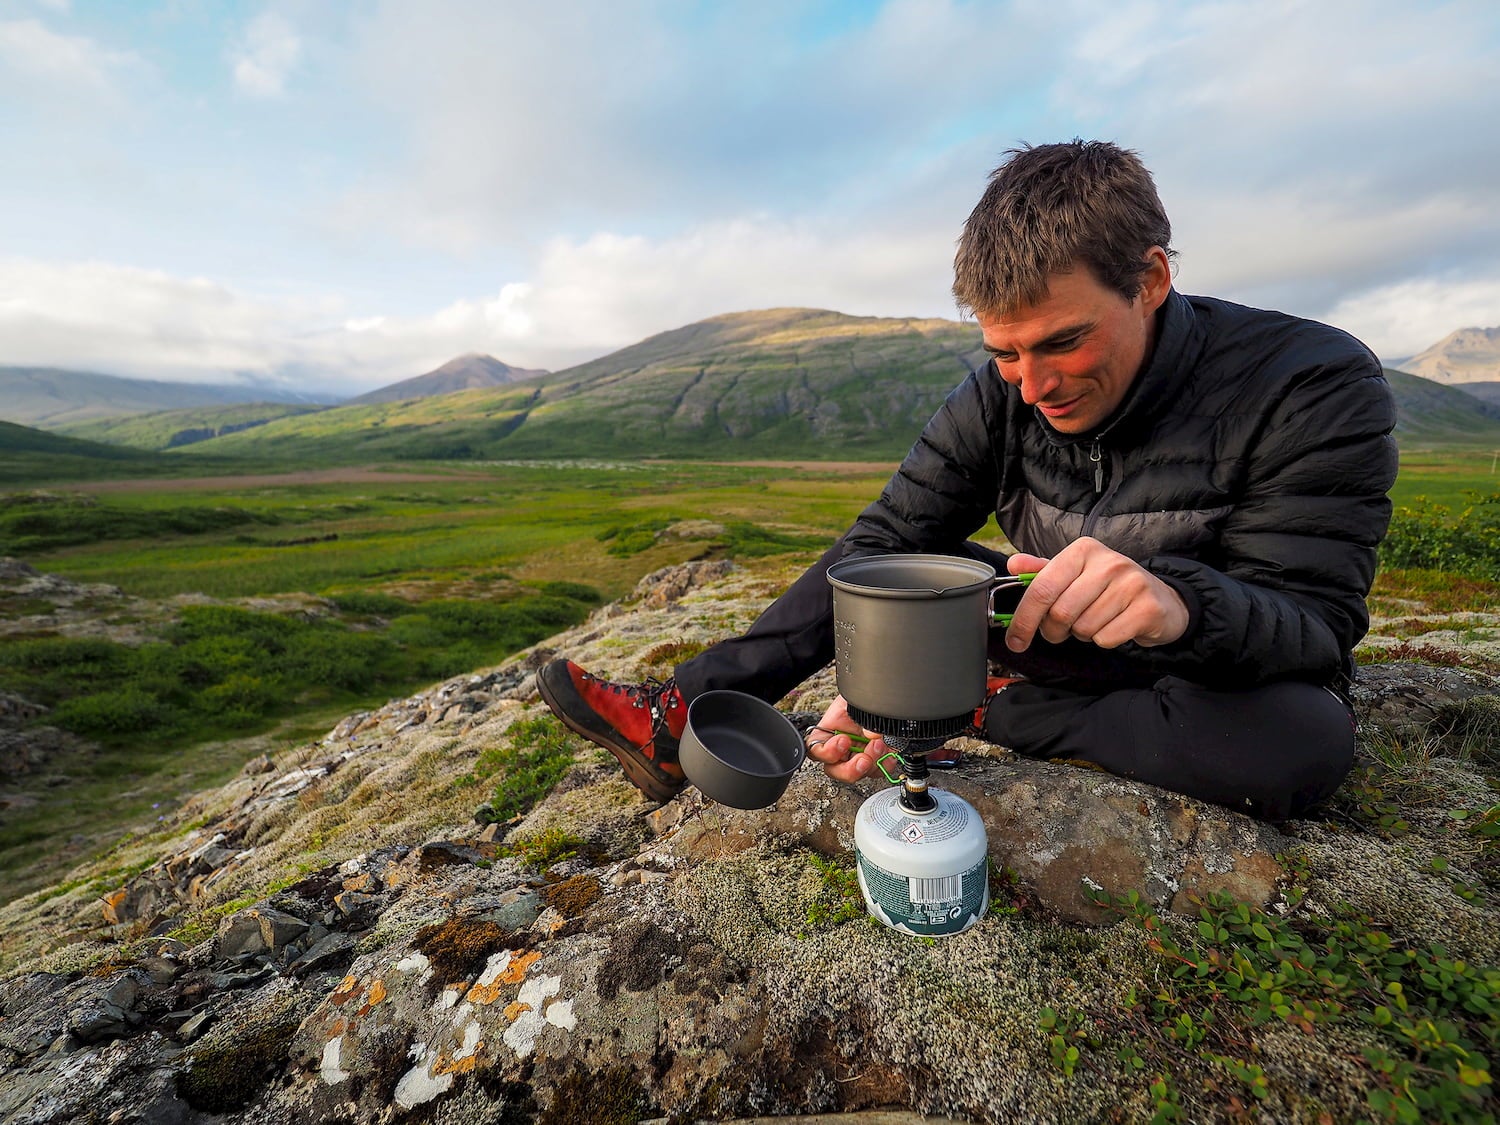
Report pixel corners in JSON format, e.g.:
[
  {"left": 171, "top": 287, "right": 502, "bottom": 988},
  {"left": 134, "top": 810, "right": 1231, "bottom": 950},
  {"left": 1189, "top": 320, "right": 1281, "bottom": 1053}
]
[
  {"left": 844, "top": 703, "right": 971, "bottom": 744},
  {"left": 845, "top": 703, "right": 971, "bottom": 813}
]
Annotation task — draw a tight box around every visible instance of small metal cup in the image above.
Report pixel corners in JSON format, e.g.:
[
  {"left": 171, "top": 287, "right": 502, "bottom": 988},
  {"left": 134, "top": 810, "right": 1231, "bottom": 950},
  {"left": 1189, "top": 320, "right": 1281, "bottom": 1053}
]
[{"left": 678, "top": 690, "right": 806, "bottom": 809}]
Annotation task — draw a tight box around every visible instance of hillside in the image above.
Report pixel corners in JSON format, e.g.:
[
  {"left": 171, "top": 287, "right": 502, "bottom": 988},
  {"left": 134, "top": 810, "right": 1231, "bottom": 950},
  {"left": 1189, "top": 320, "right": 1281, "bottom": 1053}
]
[
  {"left": 1383, "top": 367, "right": 1500, "bottom": 441},
  {"left": 1454, "top": 381, "right": 1500, "bottom": 407},
  {"left": 154, "top": 308, "right": 992, "bottom": 462},
  {"left": 0, "top": 367, "right": 330, "bottom": 428},
  {"left": 56, "top": 402, "right": 325, "bottom": 451},
  {"left": 160, "top": 312, "right": 1500, "bottom": 462},
  {"left": 1402, "top": 325, "right": 1500, "bottom": 385},
  {"left": 0, "top": 418, "right": 163, "bottom": 483},
  {"left": 350, "top": 353, "right": 548, "bottom": 406}
]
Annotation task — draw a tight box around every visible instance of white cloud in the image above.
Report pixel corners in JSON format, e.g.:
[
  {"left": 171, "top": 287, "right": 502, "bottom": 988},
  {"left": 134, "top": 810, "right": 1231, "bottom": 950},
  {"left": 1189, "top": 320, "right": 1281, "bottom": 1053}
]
[
  {"left": 3, "top": 0, "right": 1499, "bottom": 395},
  {"left": 232, "top": 11, "right": 302, "bottom": 98},
  {"left": 0, "top": 17, "right": 141, "bottom": 106},
  {"left": 336, "top": 0, "right": 1040, "bottom": 252},
  {"left": 1047, "top": 0, "right": 1500, "bottom": 321},
  {"left": 1324, "top": 276, "right": 1500, "bottom": 362}
]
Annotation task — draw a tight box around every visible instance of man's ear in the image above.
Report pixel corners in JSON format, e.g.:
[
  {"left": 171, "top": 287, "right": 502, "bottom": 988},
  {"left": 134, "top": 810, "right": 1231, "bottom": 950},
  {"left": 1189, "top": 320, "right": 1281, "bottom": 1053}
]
[{"left": 1138, "top": 246, "right": 1172, "bottom": 313}]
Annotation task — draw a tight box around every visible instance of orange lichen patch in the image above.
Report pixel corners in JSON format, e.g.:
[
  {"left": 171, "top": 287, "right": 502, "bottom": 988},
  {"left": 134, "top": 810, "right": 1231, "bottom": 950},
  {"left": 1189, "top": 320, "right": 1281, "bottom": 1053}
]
[
  {"left": 498, "top": 950, "right": 541, "bottom": 984},
  {"left": 467, "top": 981, "right": 502, "bottom": 1005},
  {"left": 465, "top": 948, "right": 545, "bottom": 1005},
  {"left": 355, "top": 978, "right": 389, "bottom": 1016},
  {"left": 432, "top": 1053, "right": 483, "bottom": 1077},
  {"left": 330, "top": 976, "right": 364, "bottom": 1005},
  {"left": 503, "top": 1001, "right": 533, "bottom": 1021},
  {"left": 329, "top": 1019, "right": 347, "bottom": 1038},
  {"left": 100, "top": 888, "right": 128, "bottom": 925}
]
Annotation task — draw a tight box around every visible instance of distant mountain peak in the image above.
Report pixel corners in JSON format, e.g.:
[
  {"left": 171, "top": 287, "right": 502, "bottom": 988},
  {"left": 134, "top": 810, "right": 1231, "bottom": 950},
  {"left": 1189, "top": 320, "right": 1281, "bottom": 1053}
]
[
  {"left": 1402, "top": 325, "right": 1500, "bottom": 385},
  {"left": 351, "top": 354, "right": 549, "bottom": 405}
]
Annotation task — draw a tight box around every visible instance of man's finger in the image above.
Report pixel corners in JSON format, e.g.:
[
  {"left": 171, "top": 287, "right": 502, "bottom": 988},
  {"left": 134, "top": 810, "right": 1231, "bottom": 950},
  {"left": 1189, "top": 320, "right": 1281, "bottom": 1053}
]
[
  {"left": 823, "top": 752, "right": 873, "bottom": 783},
  {"left": 1005, "top": 551, "right": 1084, "bottom": 651}
]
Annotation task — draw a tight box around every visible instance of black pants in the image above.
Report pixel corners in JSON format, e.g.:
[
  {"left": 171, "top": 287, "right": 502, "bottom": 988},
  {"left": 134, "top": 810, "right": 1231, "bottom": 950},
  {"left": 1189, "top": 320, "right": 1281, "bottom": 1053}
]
[{"left": 675, "top": 537, "right": 1356, "bottom": 819}]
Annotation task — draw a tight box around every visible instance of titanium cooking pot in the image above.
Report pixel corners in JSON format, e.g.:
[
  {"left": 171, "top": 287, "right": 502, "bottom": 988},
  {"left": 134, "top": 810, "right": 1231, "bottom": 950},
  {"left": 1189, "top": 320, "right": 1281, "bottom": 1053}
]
[
  {"left": 678, "top": 690, "right": 806, "bottom": 809},
  {"left": 826, "top": 553, "right": 1009, "bottom": 722}
]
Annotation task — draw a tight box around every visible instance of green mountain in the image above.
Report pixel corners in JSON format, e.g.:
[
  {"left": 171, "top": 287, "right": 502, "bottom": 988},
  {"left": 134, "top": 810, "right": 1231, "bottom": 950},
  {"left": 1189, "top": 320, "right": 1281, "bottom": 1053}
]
[
  {"left": 1383, "top": 367, "right": 1500, "bottom": 441},
  {"left": 350, "top": 353, "right": 548, "bottom": 405},
  {"left": 57, "top": 402, "right": 325, "bottom": 451},
  {"left": 0, "top": 419, "right": 164, "bottom": 483},
  {"left": 0, "top": 367, "right": 329, "bottom": 429},
  {"left": 171, "top": 308, "right": 991, "bottom": 462}
]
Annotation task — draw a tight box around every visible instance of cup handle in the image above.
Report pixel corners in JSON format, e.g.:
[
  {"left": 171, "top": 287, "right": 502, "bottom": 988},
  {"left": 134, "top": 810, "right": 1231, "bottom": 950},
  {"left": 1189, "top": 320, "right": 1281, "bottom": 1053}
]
[{"left": 988, "top": 572, "right": 1037, "bottom": 626}]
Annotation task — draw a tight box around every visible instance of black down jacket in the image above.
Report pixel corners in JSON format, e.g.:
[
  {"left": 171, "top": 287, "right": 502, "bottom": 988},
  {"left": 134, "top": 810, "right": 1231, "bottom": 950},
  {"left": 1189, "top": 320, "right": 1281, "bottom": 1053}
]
[{"left": 843, "top": 289, "right": 1399, "bottom": 689}]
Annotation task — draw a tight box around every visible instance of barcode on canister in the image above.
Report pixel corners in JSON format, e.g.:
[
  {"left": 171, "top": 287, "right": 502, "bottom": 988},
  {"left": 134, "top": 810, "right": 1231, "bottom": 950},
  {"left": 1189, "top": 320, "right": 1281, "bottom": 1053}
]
[{"left": 908, "top": 874, "right": 963, "bottom": 904}]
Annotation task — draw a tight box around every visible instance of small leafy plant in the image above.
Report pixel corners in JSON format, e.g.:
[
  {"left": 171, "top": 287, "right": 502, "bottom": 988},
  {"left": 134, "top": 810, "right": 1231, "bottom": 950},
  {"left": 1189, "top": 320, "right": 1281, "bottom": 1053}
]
[
  {"left": 803, "top": 853, "right": 867, "bottom": 931},
  {"left": 1052, "top": 886, "right": 1499, "bottom": 1124},
  {"left": 471, "top": 715, "right": 583, "bottom": 822}
]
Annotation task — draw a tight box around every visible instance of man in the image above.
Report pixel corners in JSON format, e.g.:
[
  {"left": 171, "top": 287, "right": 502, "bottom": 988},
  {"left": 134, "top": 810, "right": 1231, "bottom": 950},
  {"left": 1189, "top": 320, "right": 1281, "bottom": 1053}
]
[{"left": 538, "top": 140, "right": 1398, "bottom": 820}]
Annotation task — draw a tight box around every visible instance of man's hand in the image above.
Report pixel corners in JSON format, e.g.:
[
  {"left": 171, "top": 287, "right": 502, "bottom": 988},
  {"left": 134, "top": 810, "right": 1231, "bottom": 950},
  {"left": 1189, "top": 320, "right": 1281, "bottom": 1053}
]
[
  {"left": 1004, "top": 536, "right": 1190, "bottom": 652},
  {"left": 804, "top": 694, "right": 889, "bottom": 783}
]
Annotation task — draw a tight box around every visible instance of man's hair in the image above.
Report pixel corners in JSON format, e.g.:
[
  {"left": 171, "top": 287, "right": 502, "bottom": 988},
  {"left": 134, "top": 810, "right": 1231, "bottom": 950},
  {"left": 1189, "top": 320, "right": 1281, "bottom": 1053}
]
[{"left": 952, "top": 139, "right": 1174, "bottom": 317}]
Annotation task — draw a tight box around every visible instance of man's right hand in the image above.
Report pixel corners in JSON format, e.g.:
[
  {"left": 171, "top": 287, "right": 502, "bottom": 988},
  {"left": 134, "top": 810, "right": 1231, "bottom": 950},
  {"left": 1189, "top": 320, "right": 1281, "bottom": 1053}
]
[{"left": 805, "top": 694, "right": 888, "bottom": 783}]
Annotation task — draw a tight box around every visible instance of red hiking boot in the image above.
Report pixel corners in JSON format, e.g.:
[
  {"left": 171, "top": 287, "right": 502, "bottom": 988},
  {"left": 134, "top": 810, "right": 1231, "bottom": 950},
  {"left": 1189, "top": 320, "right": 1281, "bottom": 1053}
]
[{"left": 536, "top": 659, "right": 688, "bottom": 802}]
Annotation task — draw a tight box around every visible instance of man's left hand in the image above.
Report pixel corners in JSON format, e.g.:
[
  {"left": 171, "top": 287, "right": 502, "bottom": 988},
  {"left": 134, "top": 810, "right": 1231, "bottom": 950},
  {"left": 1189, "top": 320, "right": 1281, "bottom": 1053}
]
[{"left": 1004, "top": 536, "right": 1190, "bottom": 652}]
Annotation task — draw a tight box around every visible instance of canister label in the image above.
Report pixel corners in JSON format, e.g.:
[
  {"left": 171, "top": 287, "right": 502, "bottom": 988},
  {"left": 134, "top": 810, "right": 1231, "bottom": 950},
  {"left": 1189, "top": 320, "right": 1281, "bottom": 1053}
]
[{"left": 855, "top": 851, "right": 988, "bottom": 937}]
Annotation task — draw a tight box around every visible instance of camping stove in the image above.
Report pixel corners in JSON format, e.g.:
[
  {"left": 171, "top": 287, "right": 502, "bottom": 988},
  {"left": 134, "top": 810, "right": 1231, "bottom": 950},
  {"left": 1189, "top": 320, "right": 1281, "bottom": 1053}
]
[{"left": 846, "top": 703, "right": 989, "bottom": 937}]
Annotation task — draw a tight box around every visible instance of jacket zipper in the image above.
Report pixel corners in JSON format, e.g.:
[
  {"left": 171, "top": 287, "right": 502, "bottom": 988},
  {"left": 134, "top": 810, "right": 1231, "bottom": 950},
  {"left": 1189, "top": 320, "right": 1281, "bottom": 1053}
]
[{"left": 1080, "top": 435, "right": 1119, "bottom": 540}]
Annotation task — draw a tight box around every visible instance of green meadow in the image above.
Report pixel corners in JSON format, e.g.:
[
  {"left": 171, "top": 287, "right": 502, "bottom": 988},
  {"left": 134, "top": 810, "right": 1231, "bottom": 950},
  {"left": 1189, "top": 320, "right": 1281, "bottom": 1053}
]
[
  {"left": 6, "top": 460, "right": 890, "bottom": 600},
  {"left": 2, "top": 451, "right": 1497, "bottom": 901}
]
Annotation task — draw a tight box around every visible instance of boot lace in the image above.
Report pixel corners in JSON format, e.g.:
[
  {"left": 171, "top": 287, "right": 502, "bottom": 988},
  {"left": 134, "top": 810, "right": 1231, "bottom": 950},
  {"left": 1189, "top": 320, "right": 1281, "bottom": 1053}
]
[{"left": 587, "top": 673, "right": 681, "bottom": 752}]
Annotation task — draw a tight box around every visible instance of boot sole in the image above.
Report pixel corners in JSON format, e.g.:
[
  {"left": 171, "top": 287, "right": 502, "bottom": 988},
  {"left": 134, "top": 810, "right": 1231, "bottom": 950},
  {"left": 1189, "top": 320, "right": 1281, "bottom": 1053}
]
[{"left": 536, "top": 667, "right": 685, "bottom": 804}]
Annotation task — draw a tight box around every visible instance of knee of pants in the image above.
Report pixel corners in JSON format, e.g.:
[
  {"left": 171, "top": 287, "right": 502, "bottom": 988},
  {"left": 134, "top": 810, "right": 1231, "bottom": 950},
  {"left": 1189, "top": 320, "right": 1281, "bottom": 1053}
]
[{"left": 1233, "top": 685, "right": 1357, "bottom": 817}]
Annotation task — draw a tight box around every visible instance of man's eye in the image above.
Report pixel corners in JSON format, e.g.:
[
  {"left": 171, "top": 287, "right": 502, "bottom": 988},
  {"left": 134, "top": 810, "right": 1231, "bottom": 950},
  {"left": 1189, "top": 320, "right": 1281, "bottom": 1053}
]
[
  {"left": 1046, "top": 336, "right": 1082, "bottom": 352},
  {"left": 990, "top": 351, "right": 1017, "bottom": 363}
]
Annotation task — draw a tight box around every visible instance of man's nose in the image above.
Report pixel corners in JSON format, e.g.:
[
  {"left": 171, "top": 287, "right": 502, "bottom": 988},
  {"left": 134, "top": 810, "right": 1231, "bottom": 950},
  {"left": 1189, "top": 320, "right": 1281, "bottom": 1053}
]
[{"left": 1013, "top": 356, "right": 1061, "bottom": 405}]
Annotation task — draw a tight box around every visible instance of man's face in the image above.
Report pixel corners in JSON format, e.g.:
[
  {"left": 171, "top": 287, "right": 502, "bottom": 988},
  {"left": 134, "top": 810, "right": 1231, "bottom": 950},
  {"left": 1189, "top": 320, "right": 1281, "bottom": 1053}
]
[{"left": 976, "top": 253, "right": 1170, "bottom": 435}]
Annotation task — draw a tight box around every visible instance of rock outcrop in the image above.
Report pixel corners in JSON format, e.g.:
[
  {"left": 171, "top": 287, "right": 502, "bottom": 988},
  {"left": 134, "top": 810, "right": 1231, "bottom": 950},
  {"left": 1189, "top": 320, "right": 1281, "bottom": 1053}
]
[{"left": 0, "top": 561, "right": 1496, "bottom": 1123}]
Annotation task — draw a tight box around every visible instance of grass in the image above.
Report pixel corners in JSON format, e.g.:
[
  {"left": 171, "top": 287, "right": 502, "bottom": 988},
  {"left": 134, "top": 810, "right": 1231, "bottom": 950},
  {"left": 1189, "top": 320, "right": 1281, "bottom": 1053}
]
[
  {"left": 2, "top": 443, "right": 1500, "bottom": 1118},
  {"left": 11, "top": 461, "right": 890, "bottom": 601},
  {"left": 467, "top": 715, "right": 585, "bottom": 823}
]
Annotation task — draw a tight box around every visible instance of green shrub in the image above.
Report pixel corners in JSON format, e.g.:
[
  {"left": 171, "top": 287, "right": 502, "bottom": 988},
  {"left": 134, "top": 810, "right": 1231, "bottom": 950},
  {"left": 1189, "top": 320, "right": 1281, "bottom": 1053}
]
[
  {"left": 528, "top": 580, "right": 603, "bottom": 604},
  {"left": 0, "top": 636, "right": 126, "bottom": 677},
  {"left": 474, "top": 716, "right": 582, "bottom": 821},
  {"left": 597, "top": 520, "right": 672, "bottom": 556},
  {"left": 195, "top": 673, "right": 278, "bottom": 717},
  {"left": 1070, "top": 887, "right": 1498, "bottom": 1124},
  {"left": 1, "top": 586, "right": 600, "bottom": 749},
  {"left": 0, "top": 497, "right": 276, "bottom": 553},
  {"left": 1380, "top": 493, "right": 1500, "bottom": 580},
  {"left": 52, "top": 687, "right": 176, "bottom": 736},
  {"left": 280, "top": 629, "right": 389, "bottom": 690},
  {"left": 329, "top": 591, "right": 413, "bottom": 616},
  {"left": 719, "top": 520, "right": 829, "bottom": 558}
]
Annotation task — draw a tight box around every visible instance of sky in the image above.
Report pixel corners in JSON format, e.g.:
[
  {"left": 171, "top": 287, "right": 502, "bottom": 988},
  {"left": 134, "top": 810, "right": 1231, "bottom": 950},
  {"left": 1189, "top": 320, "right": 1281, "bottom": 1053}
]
[{"left": 1, "top": 0, "right": 1498, "bottom": 398}]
